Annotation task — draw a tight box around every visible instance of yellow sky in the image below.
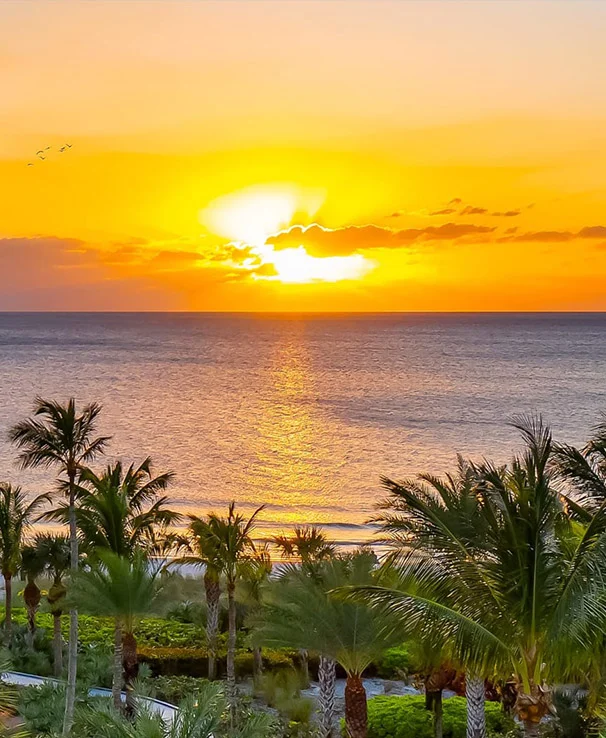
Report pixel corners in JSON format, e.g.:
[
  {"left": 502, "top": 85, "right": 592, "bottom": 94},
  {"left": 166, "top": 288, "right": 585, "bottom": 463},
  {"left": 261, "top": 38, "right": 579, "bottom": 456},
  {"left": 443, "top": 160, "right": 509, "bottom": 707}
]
[{"left": 2, "top": 0, "right": 606, "bottom": 311}]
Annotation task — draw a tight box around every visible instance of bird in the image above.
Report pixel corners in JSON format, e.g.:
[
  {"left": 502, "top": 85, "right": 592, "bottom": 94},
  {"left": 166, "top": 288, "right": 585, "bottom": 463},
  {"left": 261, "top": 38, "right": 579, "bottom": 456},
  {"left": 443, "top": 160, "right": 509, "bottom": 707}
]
[
  {"left": 36, "top": 154, "right": 46, "bottom": 161},
  {"left": 59, "top": 146, "right": 65, "bottom": 152},
  {"left": 27, "top": 163, "right": 34, "bottom": 167},
  {"left": 35, "top": 150, "right": 44, "bottom": 156},
  {"left": 44, "top": 146, "right": 51, "bottom": 151},
  {"left": 65, "top": 143, "right": 72, "bottom": 148}
]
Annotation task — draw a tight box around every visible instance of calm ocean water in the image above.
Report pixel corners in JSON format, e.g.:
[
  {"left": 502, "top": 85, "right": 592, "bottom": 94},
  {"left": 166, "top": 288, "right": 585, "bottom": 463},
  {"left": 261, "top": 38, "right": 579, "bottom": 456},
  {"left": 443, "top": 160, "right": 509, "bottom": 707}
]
[{"left": 0, "top": 312, "right": 605, "bottom": 548}]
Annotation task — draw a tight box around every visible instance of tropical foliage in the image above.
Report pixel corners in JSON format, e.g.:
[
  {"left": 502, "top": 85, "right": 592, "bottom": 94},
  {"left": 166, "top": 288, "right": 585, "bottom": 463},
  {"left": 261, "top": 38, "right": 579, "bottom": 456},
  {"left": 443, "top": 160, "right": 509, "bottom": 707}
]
[{"left": 6, "top": 397, "right": 606, "bottom": 738}]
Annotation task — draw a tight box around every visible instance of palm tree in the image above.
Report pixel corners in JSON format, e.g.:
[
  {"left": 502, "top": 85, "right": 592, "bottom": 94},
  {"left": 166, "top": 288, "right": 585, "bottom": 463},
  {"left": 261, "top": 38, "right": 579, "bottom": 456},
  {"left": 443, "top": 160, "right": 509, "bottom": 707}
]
[
  {"left": 173, "top": 514, "right": 224, "bottom": 680},
  {"left": 273, "top": 525, "right": 336, "bottom": 567},
  {"left": 9, "top": 397, "right": 110, "bottom": 736},
  {"left": 255, "top": 550, "right": 401, "bottom": 738},
  {"left": 70, "top": 550, "right": 164, "bottom": 713},
  {"left": 273, "top": 525, "right": 336, "bottom": 684},
  {"left": 20, "top": 543, "right": 46, "bottom": 646},
  {"left": 46, "top": 457, "right": 178, "bottom": 560},
  {"left": 202, "top": 503, "right": 262, "bottom": 715},
  {"left": 364, "top": 416, "right": 606, "bottom": 738},
  {"left": 0, "top": 483, "right": 48, "bottom": 643},
  {"left": 374, "top": 457, "right": 489, "bottom": 738},
  {"left": 35, "top": 533, "right": 70, "bottom": 677},
  {"left": 74, "top": 680, "right": 275, "bottom": 738},
  {"left": 238, "top": 545, "right": 272, "bottom": 679}
]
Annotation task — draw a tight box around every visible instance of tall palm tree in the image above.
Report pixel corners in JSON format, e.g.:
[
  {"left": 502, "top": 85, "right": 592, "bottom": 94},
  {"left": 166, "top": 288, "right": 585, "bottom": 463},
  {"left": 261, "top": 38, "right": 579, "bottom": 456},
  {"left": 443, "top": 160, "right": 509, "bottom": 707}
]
[
  {"left": 173, "top": 514, "right": 225, "bottom": 680},
  {"left": 273, "top": 524, "right": 336, "bottom": 685},
  {"left": 35, "top": 533, "right": 71, "bottom": 677},
  {"left": 46, "top": 458, "right": 178, "bottom": 560},
  {"left": 9, "top": 397, "right": 110, "bottom": 736},
  {"left": 0, "top": 483, "right": 48, "bottom": 643},
  {"left": 364, "top": 417, "right": 606, "bottom": 738},
  {"left": 255, "top": 550, "right": 401, "bottom": 738},
  {"left": 70, "top": 550, "right": 164, "bottom": 713},
  {"left": 238, "top": 544, "right": 272, "bottom": 679},
  {"left": 202, "top": 503, "right": 262, "bottom": 715},
  {"left": 375, "top": 457, "right": 489, "bottom": 738},
  {"left": 20, "top": 543, "right": 46, "bottom": 646}
]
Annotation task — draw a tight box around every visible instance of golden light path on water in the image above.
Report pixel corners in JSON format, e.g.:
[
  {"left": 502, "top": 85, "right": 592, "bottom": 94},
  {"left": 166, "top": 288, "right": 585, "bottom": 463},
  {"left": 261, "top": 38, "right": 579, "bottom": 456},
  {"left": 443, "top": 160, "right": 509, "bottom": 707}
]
[{"left": 1, "top": 313, "right": 605, "bottom": 551}]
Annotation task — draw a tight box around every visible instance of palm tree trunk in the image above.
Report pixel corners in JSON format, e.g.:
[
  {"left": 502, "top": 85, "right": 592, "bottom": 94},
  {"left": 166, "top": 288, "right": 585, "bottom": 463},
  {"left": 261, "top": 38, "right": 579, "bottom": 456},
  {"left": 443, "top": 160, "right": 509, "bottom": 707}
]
[
  {"left": 226, "top": 578, "right": 237, "bottom": 718},
  {"left": 318, "top": 654, "right": 336, "bottom": 738},
  {"left": 53, "top": 612, "right": 63, "bottom": 678},
  {"left": 204, "top": 571, "right": 220, "bottom": 680},
  {"left": 24, "top": 580, "right": 41, "bottom": 648},
  {"left": 253, "top": 646, "right": 263, "bottom": 679},
  {"left": 515, "top": 686, "right": 552, "bottom": 738},
  {"left": 344, "top": 673, "right": 367, "bottom": 738},
  {"left": 122, "top": 630, "right": 138, "bottom": 717},
  {"left": 62, "top": 475, "right": 79, "bottom": 738},
  {"left": 112, "top": 619, "right": 123, "bottom": 711},
  {"left": 300, "top": 648, "right": 310, "bottom": 687},
  {"left": 3, "top": 574, "right": 12, "bottom": 643},
  {"left": 466, "top": 674, "right": 486, "bottom": 738},
  {"left": 433, "top": 690, "right": 444, "bottom": 738}
]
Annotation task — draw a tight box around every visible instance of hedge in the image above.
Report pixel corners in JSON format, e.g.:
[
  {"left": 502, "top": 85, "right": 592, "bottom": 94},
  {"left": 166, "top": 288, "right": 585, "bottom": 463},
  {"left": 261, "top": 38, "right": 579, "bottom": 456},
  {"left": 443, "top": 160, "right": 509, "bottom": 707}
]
[
  {"left": 366, "top": 695, "right": 514, "bottom": 738},
  {"left": 139, "top": 646, "right": 297, "bottom": 678},
  {"left": 0, "top": 608, "right": 206, "bottom": 649}
]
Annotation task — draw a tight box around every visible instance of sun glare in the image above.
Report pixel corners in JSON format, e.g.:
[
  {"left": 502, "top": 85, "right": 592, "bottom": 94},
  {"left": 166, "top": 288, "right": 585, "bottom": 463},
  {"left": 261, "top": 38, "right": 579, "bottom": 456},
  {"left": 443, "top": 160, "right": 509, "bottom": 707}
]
[
  {"left": 200, "top": 184, "right": 323, "bottom": 247},
  {"left": 262, "top": 246, "right": 373, "bottom": 284},
  {"left": 201, "top": 184, "right": 373, "bottom": 284}
]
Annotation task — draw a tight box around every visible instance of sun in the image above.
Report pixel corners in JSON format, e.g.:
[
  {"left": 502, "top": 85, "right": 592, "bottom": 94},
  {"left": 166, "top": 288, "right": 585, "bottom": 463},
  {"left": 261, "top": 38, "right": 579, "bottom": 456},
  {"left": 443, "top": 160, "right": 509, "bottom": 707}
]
[
  {"left": 260, "top": 246, "right": 373, "bottom": 284},
  {"left": 200, "top": 184, "right": 374, "bottom": 284},
  {"left": 200, "top": 184, "right": 323, "bottom": 247}
]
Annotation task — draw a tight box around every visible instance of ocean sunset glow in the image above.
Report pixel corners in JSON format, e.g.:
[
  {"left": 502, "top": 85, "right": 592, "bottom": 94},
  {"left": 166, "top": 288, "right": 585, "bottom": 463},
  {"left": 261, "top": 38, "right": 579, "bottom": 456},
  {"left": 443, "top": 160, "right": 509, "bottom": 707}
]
[{"left": 2, "top": 5, "right": 606, "bottom": 736}]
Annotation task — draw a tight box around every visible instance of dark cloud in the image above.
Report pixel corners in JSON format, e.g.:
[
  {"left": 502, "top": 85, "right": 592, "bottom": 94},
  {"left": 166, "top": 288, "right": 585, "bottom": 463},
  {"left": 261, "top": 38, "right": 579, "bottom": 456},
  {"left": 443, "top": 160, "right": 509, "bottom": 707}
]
[
  {"left": 266, "top": 223, "right": 496, "bottom": 258},
  {"left": 504, "top": 227, "right": 518, "bottom": 234},
  {"left": 430, "top": 208, "right": 457, "bottom": 216},
  {"left": 448, "top": 198, "right": 462, "bottom": 205},
  {"left": 492, "top": 210, "right": 521, "bottom": 217},
  {"left": 578, "top": 226, "right": 606, "bottom": 239},
  {"left": 460, "top": 206, "right": 488, "bottom": 215},
  {"left": 504, "top": 231, "right": 574, "bottom": 243}
]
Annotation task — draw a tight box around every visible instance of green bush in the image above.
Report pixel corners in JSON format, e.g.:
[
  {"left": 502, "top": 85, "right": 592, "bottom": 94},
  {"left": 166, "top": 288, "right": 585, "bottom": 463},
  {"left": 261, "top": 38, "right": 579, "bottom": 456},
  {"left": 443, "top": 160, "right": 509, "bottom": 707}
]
[
  {"left": 152, "top": 675, "right": 210, "bottom": 704},
  {"left": 366, "top": 695, "right": 514, "bottom": 738},
  {"left": 138, "top": 646, "right": 210, "bottom": 677},
  {"left": 0, "top": 608, "right": 207, "bottom": 650},
  {"left": 140, "top": 645, "right": 297, "bottom": 678},
  {"left": 376, "top": 645, "right": 413, "bottom": 679},
  {"left": 19, "top": 682, "right": 104, "bottom": 736}
]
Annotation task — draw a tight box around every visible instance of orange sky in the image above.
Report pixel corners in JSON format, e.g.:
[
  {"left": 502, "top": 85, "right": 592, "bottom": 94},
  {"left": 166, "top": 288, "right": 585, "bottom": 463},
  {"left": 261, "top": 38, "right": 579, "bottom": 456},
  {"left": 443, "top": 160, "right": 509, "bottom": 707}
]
[{"left": 2, "top": 0, "right": 606, "bottom": 311}]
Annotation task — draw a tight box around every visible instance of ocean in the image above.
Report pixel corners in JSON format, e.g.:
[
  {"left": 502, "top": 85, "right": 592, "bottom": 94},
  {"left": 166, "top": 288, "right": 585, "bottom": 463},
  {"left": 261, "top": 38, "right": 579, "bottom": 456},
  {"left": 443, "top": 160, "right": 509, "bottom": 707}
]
[{"left": 0, "top": 312, "right": 605, "bottom": 548}]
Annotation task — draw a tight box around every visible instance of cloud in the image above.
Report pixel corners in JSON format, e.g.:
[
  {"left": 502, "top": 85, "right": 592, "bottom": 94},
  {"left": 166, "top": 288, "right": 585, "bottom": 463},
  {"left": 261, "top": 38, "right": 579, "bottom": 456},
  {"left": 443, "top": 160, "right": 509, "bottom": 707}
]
[
  {"left": 504, "top": 227, "right": 518, "bottom": 234},
  {"left": 429, "top": 208, "right": 457, "bottom": 216},
  {"left": 460, "top": 206, "right": 488, "bottom": 215},
  {"left": 499, "top": 225, "right": 606, "bottom": 243},
  {"left": 504, "top": 230, "right": 574, "bottom": 243},
  {"left": 448, "top": 198, "right": 462, "bottom": 205},
  {"left": 578, "top": 226, "right": 606, "bottom": 238},
  {"left": 492, "top": 210, "right": 521, "bottom": 217},
  {"left": 266, "top": 222, "right": 496, "bottom": 257}
]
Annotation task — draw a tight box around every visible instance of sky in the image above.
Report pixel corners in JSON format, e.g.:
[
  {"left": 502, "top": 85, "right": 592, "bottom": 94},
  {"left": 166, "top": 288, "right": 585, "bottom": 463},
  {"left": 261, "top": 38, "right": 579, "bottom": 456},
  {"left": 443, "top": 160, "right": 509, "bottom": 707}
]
[{"left": 2, "top": 0, "right": 606, "bottom": 312}]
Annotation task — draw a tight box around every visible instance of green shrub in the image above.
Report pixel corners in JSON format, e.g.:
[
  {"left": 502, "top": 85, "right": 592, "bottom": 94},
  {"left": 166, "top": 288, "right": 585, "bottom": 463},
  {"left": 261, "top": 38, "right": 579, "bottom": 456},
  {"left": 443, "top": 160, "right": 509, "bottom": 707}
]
[
  {"left": 138, "top": 646, "right": 210, "bottom": 677},
  {"left": 19, "top": 682, "right": 104, "bottom": 736},
  {"left": 152, "top": 675, "right": 210, "bottom": 704},
  {"left": 376, "top": 645, "right": 413, "bottom": 679},
  {"left": 140, "top": 645, "right": 297, "bottom": 678},
  {"left": 0, "top": 608, "right": 207, "bottom": 650},
  {"left": 366, "top": 695, "right": 514, "bottom": 738}
]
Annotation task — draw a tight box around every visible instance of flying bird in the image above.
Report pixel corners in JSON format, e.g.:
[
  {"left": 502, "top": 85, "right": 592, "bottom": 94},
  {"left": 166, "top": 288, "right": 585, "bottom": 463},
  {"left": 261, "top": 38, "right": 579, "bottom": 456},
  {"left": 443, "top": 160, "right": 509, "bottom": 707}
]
[
  {"left": 44, "top": 146, "right": 51, "bottom": 151},
  {"left": 65, "top": 143, "right": 72, "bottom": 148},
  {"left": 27, "top": 163, "right": 34, "bottom": 167},
  {"left": 35, "top": 150, "right": 44, "bottom": 156}
]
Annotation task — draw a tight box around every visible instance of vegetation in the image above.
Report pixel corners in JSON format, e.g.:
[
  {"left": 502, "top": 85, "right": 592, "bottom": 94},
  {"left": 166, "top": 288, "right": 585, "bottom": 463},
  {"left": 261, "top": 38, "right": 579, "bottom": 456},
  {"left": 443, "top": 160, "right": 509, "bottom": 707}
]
[
  {"left": 5, "top": 397, "right": 606, "bottom": 738},
  {"left": 365, "top": 695, "right": 514, "bottom": 738}
]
